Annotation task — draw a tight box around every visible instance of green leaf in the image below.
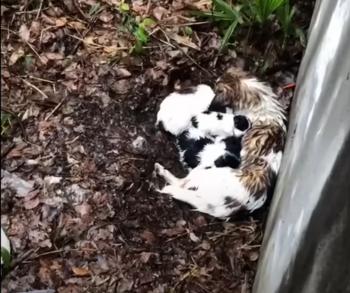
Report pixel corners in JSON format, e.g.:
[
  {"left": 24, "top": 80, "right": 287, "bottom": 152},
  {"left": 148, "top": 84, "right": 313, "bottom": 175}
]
[
  {"left": 1, "top": 247, "right": 11, "bottom": 269},
  {"left": 295, "top": 27, "right": 306, "bottom": 47},
  {"left": 184, "top": 26, "right": 193, "bottom": 36},
  {"left": 119, "top": 2, "right": 130, "bottom": 12},
  {"left": 219, "top": 19, "right": 238, "bottom": 52},
  {"left": 213, "top": 0, "right": 243, "bottom": 23},
  {"left": 194, "top": 10, "right": 235, "bottom": 22},
  {"left": 255, "top": 0, "right": 285, "bottom": 22},
  {"left": 140, "top": 18, "right": 156, "bottom": 29},
  {"left": 134, "top": 27, "right": 148, "bottom": 43}
]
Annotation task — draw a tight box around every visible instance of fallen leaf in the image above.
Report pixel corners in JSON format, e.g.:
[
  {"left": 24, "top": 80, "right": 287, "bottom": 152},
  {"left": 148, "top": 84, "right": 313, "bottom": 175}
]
[
  {"left": 140, "top": 252, "right": 153, "bottom": 263},
  {"left": 152, "top": 7, "right": 168, "bottom": 20},
  {"left": 75, "top": 203, "right": 91, "bottom": 217},
  {"left": 19, "top": 24, "right": 30, "bottom": 42},
  {"left": 1, "top": 169, "right": 34, "bottom": 197},
  {"left": 44, "top": 176, "right": 62, "bottom": 185},
  {"left": 117, "top": 278, "right": 134, "bottom": 292},
  {"left": 189, "top": 231, "right": 200, "bottom": 243},
  {"left": 9, "top": 47, "right": 25, "bottom": 65},
  {"left": 249, "top": 251, "right": 259, "bottom": 261},
  {"left": 44, "top": 52, "right": 65, "bottom": 60},
  {"left": 30, "top": 21, "right": 41, "bottom": 37},
  {"left": 99, "top": 11, "right": 114, "bottom": 23},
  {"left": 24, "top": 197, "right": 40, "bottom": 209},
  {"left": 141, "top": 230, "right": 156, "bottom": 245},
  {"left": 170, "top": 34, "right": 200, "bottom": 50},
  {"left": 55, "top": 17, "right": 67, "bottom": 27},
  {"left": 68, "top": 21, "right": 87, "bottom": 30},
  {"left": 72, "top": 267, "right": 90, "bottom": 277}
]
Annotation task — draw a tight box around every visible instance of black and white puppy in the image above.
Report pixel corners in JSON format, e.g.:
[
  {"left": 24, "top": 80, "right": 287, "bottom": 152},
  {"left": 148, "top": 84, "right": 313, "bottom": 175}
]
[
  {"left": 156, "top": 85, "right": 250, "bottom": 170},
  {"left": 176, "top": 112, "right": 250, "bottom": 170}
]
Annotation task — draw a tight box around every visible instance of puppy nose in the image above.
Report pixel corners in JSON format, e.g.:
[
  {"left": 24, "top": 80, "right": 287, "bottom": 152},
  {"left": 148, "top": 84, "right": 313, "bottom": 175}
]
[{"left": 234, "top": 115, "right": 250, "bottom": 131}]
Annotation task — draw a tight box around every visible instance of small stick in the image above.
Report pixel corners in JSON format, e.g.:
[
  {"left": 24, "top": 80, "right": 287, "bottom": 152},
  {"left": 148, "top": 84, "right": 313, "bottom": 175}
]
[
  {"left": 159, "top": 28, "right": 214, "bottom": 77},
  {"left": 21, "top": 78, "right": 49, "bottom": 100},
  {"left": 36, "top": 0, "right": 44, "bottom": 19},
  {"left": 45, "top": 96, "right": 67, "bottom": 121}
]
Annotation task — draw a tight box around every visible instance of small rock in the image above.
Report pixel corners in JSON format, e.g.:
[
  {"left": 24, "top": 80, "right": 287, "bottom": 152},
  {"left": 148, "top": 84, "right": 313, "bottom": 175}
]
[{"left": 131, "top": 136, "right": 148, "bottom": 155}]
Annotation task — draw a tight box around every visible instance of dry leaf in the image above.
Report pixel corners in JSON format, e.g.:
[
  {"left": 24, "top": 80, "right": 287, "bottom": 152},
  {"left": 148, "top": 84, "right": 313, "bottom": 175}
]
[
  {"left": 170, "top": 34, "right": 200, "bottom": 50},
  {"left": 141, "top": 230, "right": 156, "bottom": 245},
  {"left": 19, "top": 24, "right": 30, "bottom": 42},
  {"left": 9, "top": 48, "right": 25, "bottom": 65},
  {"left": 153, "top": 7, "right": 168, "bottom": 20},
  {"left": 249, "top": 251, "right": 259, "bottom": 261},
  {"left": 140, "top": 252, "right": 153, "bottom": 263},
  {"left": 55, "top": 17, "right": 67, "bottom": 27},
  {"left": 68, "top": 21, "right": 86, "bottom": 30},
  {"left": 72, "top": 267, "right": 91, "bottom": 277},
  {"left": 30, "top": 21, "right": 41, "bottom": 37},
  {"left": 24, "top": 197, "right": 40, "bottom": 210},
  {"left": 44, "top": 52, "right": 65, "bottom": 60},
  {"left": 189, "top": 231, "right": 200, "bottom": 243}
]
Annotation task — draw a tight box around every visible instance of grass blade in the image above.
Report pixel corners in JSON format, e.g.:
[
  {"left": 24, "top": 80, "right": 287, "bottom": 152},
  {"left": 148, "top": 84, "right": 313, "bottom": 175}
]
[
  {"left": 213, "top": 0, "right": 243, "bottom": 23},
  {"left": 219, "top": 19, "right": 238, "bottom": 52}
]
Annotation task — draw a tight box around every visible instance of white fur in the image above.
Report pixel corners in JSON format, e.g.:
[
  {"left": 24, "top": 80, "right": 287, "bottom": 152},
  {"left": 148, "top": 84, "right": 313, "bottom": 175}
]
[
  {"left": 195, "top": 112, "right": 247, "bottom": 138},
  {"left": 155, "top": 163, "right": 253, "bottom": 219},
  {"left": 239, "top": 78, "right": 286, "bottom": 129},
  {"left": 1, "top": 227, "right": 11, "bottom": 265},
  {"left": 156, "top": 84, "right": 215, "bottom": 135}
]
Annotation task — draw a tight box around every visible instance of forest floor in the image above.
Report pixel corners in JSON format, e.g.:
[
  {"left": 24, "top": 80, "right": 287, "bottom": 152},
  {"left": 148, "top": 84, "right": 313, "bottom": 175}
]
[{"left": 1, "top": 1, "right": 314, "bottom": 292}]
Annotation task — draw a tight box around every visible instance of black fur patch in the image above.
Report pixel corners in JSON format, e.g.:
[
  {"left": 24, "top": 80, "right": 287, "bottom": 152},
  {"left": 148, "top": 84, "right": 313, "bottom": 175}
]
[
  {"left": 157, "top": 121, "right": 174, "bottom": 138},
  {"left": 214, "top": 154, "right": 240, "bottom": 169},
  {"left": 203, "top": 110, "right": 210, "bottom": 114},
  {"left": 208, "top": 100, "right": 227, "bottom": 113},
  {"left": 176, "top": 86, "right": 197, "bottom": 94},
  {"left": 224, "top": 196, "right": 242, "bottom": 210},
  {"left": 191, "top": 116, "right": 199, "bottom": 128},
  {"left": 234, "top": 115, "right": 250, "bottom": 131},
  {"left": 177, "top": 131, "right": 192, "bottom": 151},
  {"left": 223, "top": 136, "right": 242, "bottom": 158},
  {"left": 216, "top": 113, "right": 223, "bottom": 120},
  {"left": 183, "top": 137, "right": 213, "bottom": 169}
]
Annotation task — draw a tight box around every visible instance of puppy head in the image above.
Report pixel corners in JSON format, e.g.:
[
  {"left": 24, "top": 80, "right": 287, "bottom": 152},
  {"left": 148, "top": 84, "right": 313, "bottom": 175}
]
[{"left": 214, "top": 67, "right": 248, "bottom": 109}]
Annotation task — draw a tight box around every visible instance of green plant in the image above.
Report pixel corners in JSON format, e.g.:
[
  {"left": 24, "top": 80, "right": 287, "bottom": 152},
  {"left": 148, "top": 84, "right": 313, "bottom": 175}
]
[
  {"left": 195, "top": 0, "right": 301, "bottom": 51},
  {"left": 276, "top": 2, "right": 306, "bottom": 47},
  {"left": 253, "top": 0, "right": 286, "bottom": 23},
  {"left": 1, "top": 111, "right": 12, "bottom": 137},
  {"left": 118, "top": 1, "right": 156, "bottom": 54},
  {"left": 276, "top": 1, "right": 295, "bottom": 37}
]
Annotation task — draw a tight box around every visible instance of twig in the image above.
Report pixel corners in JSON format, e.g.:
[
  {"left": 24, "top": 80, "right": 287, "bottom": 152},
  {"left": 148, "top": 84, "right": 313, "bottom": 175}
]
[
  {"left": 45, "top": 96, "right": 67, "bottom": 121},
  {"left": 29, "top": 75, "right": 55, "bottom": 84},
  {"left": 21, "top": 78, "right": 49, "bottom": 99},
  {"left": 163, "top": 21, "right": 210, "bottom": 27},
  {"left": 160, "top": 29, "right": 214, "bottom": 77},
  {"left": 36, "top": 0, "right": 44, "bottom": 19},
  {"left": 72, "top": 0, "right": 91, "bottom": 22},
  {"left": 0, "top": 26, "right": 46, "bottom": 64},
  {"left": 28, "top": 247, "right": 98, "bottom": 260},
  {"left": 24, "top": 40, "right": 46, "bottom": 63},
  {"left": 10, "top": 248, "right": 39, "bottom": 269}
]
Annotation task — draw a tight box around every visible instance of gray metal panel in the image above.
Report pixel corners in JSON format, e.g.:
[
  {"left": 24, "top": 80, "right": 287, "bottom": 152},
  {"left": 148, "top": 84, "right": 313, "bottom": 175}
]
[{"left": 253, "top": 0, "right": 350, "bottom": 292}]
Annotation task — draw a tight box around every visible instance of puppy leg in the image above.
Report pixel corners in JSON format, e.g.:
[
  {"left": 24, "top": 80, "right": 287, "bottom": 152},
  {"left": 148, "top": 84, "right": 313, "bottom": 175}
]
[{"left": 154, "top": 163, "right": 180, "bottom": 185}]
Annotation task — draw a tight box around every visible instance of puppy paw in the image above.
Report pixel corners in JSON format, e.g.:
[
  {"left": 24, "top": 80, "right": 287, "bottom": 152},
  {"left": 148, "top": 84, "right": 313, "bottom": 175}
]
[{"left": 154, "top": 162, "right": 165, "bottom": 176}]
